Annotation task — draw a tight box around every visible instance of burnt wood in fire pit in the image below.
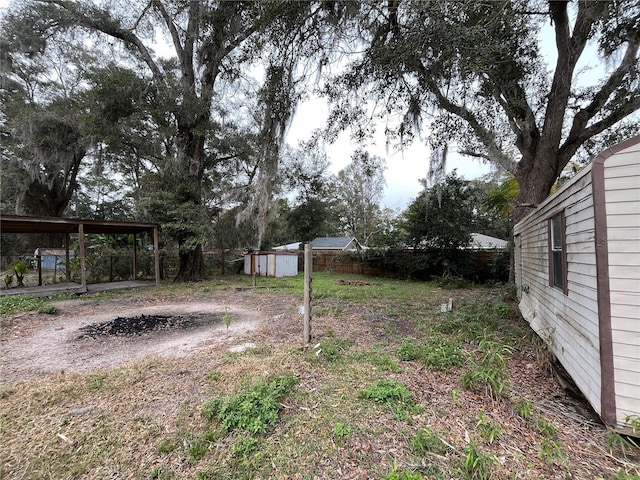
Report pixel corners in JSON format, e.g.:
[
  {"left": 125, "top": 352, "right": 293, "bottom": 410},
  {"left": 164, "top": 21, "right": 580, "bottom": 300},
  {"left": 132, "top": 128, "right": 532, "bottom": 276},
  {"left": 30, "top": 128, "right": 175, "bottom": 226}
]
[{"left": 77, "top": 314, "right": 204, "bottom": 338}]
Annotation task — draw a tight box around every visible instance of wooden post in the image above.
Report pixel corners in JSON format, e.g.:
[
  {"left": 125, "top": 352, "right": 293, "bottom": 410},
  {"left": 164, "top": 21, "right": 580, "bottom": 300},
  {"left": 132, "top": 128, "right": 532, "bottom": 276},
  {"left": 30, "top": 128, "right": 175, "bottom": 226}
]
[
  {"left": 303, "top": 243, "right": 312, "bottom": 344},
  {"left": 65, "top": 233, "right": 71, "bottom": 282},
  {"left": 78, "top": 224, "right": 87, "bottom": 291},
  {"left": 132, "top": 233, "right": 138, "bottom": 280},
  {"left": 153, "top": 227, "right": 160, "bottom": 286}
]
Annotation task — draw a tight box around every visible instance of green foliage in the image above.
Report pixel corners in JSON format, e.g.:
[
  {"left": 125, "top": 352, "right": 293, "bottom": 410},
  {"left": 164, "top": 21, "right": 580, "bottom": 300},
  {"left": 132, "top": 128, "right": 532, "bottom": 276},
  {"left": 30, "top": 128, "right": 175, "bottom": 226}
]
[
  {"left": 411, "top": 427, "right": 448, "bottom": 455},
  {"left": 332, "top": 422, "right": 352, "bottom": 441},
  {"left": 457, "top": 441, "right": 496, "bottom": 480},
  {"left": 201, "top": 375, "right": 297, "bottom": 434},
  {"left": 358, "top": 379, "right": 422, "bottom": 420},
  {"left": 381, "top": 465, "right": 425, "bottom": 480},
  {"left": 0, "top": 295, "right": 56, "bottom": 315},
  {"left": 400, "top": 172, "right": 476, "bottom": 278},
  {"left": 604, "top": 430, "right": 639, "bottom": 455},
  {"left": 461, "top": 334, "right": 513, "bottom": 399},
  {"left": 156, "top": 438, "right": 178, "bottom": 455},
  {"left": 538, "top": 438, "right": 565, "bottom": 469},
  {"left": 230, "top": 436, "right": 260, "bottom": 458},
  {"left": 513, "top": 397, "right": 533, "bottom": 419},
  {"left": 316, "top": 338, "right": 354, "bottom": 363},
  {"left": 535, "top": 418, "right": 557, "bottom": 438},
  {"left": 397, "top": 337, "right": 462, "bottom": 372},
  {"left": 476, "top": 413, "right": 501, "bottom": 444},
  {"left": 595, "top": 470, "right": 640, "bottom": 480},
  {"left": 625, "top": 415, "right": 640, "bottom": 435},
  {"left": 222, "top": 307, "right": 233, "bottom": 330}
]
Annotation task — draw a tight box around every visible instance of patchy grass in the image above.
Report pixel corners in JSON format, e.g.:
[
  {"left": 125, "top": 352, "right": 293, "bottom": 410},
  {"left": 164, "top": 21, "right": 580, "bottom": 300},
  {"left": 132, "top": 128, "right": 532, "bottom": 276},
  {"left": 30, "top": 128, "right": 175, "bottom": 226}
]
[
  {"left": 0, "top": 295, "right": 56, "bottom": 315},
  {"left": 1, "top": 273, "right": 638, "bottom": 479}
]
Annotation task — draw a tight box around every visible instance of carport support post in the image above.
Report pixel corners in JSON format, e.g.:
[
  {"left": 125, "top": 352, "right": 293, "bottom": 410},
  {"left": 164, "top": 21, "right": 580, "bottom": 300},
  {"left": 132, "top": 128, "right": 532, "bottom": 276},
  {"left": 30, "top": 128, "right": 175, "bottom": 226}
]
[
  {"left": 303, "top": 243, "right": 312, "bottom": 344},
  {"left": 153, "top": 227, "right": 160, "bottom": 286},
  {"left": 79, "top": 223, "right": 87, "bottom": 290},
  {"left": 65, "top": 233, "right": 71, "bottom": 282}
]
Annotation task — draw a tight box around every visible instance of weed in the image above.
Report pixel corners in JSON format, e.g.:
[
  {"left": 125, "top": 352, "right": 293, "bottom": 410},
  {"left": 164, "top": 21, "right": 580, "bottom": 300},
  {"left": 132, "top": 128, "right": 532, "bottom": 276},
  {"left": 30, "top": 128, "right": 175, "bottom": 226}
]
[
  {"left": 396, "top": 338, "right": 462, "bottom": 372},
  {"left": 187, "top": 438, "right": 209, "bottom": 462},
  {"left": 421, "top": 338, "right": 463, "bottom": 372},
  {"left": 595, "top": 470, "right": 640, "bottom": 480},
  {"left": 458, "top": 441, "right": 496, "bottom": 480},
  {"left": 461, "top": 362, "right": 507, "bottom": 398},
  {"left": 535, "top": 418, "right": 557, "bottom": 438},
  {"left": 230, "top": 436, "right": 259, "bottom": 457},
  {"left": 358, "top": 348, "right": 402, "bottom": 372},
  {"left": 625, "top": 415, "right": 640, "bottom": 435},
  {"left": 150, "top": 466, "right": 176, "bottom": 479},
  {"left": 476, "top": 413, "right": 501, "bottom": 444},
  {"left": 358, "top": 379, "right": 422, "bottom": 420},
  {"left": 156, "top": 438, "right": 177, "bottom": 455},
  {"left": 605, "top": 430, "right": 639, "bottom": 456},
  {"left": 492, "top": 302, "right": 510, "bottom": 318},
  {"left": 381, "top": 464, "right": 425, "bottom": 480},
  {"left": 201, "top": 375, "right": 297, "bottom": 434},
  {"left": 513, "top": 396, "right": 533, "bottom": 419},
  {"left": 316, "top": 338, "right": 354, "bottom": 363},
  {"left": 332, "top": 422, "right": 352, "bottom": 441},
  {"left": 90, "top": 372, "right": 108, "bottom": 391},
  {"left": 397, "top": 340, "right": 421, "bottom": 361},
  {"left": 222, "top": 307, "right": 233, "bottom": 330},
  {"left": 461, "top": 331, "right": 512, "bottom": 399},
  {"left": 538, "top": 438, "right": 565, "bottom": 468},
  {"left": 411, "top": 427, "right": 448, "bottom": 455},
  {"left": 0, "top": 295, "right": 56, "bottom": 315}
]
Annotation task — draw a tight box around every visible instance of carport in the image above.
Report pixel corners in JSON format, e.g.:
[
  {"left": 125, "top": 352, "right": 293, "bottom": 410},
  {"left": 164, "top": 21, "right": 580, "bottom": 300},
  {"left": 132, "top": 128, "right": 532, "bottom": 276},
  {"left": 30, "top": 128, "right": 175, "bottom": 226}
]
[{"left": 0, "top": 215, "right": 160, "bottom": 297}]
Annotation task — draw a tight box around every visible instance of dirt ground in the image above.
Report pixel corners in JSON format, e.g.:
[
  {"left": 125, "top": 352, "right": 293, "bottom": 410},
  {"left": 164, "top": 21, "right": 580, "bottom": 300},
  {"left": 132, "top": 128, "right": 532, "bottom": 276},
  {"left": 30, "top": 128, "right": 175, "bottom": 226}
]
[{"left": 0, "top": 290, "right": 276, "bottom": 385}]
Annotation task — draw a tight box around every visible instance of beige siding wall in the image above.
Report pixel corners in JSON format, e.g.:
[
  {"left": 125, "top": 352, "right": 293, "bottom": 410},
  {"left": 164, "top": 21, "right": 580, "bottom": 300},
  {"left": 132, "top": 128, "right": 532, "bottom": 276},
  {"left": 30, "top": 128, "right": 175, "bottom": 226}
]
[
  {"left": 603, "top": 142, "right": 640, "bottom": 426},
  {"left": 515, "top": 168, "right": 602, "bottom": 413}
]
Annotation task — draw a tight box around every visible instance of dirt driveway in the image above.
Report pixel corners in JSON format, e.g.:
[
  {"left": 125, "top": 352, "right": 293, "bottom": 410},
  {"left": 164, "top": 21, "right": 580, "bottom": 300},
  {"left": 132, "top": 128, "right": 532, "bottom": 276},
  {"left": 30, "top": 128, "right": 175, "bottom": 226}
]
[{"left": 0, "top": 292, "right": 278, "bottom": 384}]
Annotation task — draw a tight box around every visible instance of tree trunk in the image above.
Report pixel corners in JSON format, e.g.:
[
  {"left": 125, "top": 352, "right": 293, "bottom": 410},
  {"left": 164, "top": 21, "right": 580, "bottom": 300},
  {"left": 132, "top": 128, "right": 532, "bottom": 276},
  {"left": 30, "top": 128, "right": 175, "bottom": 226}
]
[
  {"left": 175, "top": 244, "right": 205, "bottom": 282},
  {"left": 513, "top": 152, "right": 561, "bottom": 224}
]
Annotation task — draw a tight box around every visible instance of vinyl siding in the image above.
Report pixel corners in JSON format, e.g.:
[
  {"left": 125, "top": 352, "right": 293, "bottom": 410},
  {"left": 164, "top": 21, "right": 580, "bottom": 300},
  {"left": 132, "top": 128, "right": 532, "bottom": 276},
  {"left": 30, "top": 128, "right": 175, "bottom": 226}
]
[
  {"left": 604, "top": 141, "right": 640, "bottom": 427},
  {"left": 515, "top": 165, "right": 602, "bottom": 414}
]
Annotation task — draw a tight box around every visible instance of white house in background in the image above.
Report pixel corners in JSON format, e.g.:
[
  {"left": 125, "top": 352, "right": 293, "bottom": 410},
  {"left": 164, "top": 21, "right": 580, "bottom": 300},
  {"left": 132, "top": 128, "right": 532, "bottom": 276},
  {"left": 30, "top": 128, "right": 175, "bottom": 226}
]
[
  {"left": 513, "top": 135, "right": 640, "bottom": 433},
  {"left": 273, "top": 237, "right": 363, "bottom": 252},
  {"left": 467, "top": 233, "right": 508, "bottom": 250}
]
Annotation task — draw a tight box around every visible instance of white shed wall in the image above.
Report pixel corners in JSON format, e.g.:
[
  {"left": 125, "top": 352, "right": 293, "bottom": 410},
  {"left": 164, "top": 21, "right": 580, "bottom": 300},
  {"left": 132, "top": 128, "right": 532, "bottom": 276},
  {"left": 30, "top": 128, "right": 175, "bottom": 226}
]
[
  {"left": 515, "top": 166, "right": 602, "bottom": 415},
  {"left": 244, "top": 253, "right": 298, "bottom": 277},
  {"left": 603, "top": 142, "right": 640, "bottom": 425}
]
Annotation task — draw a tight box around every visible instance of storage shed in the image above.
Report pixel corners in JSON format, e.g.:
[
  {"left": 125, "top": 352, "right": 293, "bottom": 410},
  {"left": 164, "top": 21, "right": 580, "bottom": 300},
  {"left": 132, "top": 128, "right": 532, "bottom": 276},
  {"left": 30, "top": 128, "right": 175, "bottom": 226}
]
[
  {"left": 244, "top": 251, "right": 298, "bottom": 278},
  {"left": 513, "top": 136, "right": 640, "bottom": 432}
]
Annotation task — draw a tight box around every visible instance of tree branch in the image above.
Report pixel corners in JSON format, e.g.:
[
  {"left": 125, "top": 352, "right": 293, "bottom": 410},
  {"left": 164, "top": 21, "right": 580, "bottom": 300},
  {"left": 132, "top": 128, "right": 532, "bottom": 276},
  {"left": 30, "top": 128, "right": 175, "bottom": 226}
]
[
  {"left": 36, "top": 0, "right": 164, "bottom": 82},
  {"left": 420, "top": 73, "right": 516, "bottom": 173},
  {"left": 566, "top": 39, "right": 639, "bottom": 142}
]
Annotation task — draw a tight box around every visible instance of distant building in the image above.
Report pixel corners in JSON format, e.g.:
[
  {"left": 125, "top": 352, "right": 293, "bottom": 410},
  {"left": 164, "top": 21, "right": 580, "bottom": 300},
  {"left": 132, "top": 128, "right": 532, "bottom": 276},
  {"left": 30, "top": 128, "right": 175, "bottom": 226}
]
[{"left": 273, "top": 237, "right": 363, "bottom": 252}]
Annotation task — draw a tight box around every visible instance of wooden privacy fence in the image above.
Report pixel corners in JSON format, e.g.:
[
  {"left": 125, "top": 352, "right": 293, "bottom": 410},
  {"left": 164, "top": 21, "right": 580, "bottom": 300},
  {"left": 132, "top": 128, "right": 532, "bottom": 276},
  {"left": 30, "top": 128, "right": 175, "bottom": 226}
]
[{"left": 296, "top": 249, "right": 509, "bottom": 281}]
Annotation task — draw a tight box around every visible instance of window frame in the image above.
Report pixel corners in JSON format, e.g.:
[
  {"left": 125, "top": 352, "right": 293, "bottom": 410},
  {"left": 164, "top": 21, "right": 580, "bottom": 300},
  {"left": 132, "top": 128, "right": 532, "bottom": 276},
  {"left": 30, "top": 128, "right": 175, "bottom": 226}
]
[{"left": 548, "top": 210, "right": 568, "bottom": 294}]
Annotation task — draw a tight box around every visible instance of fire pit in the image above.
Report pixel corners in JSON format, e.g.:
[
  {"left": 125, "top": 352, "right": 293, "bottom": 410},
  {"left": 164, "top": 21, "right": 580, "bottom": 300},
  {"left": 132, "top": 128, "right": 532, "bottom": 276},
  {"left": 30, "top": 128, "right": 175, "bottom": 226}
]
[{"left": 78, "top": 312, "right": 223, "bottom": 338}]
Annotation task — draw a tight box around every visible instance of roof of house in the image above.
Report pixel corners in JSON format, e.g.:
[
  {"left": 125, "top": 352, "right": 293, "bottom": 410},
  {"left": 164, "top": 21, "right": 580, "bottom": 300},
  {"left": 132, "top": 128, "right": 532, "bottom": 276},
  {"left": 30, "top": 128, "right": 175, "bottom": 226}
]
[
  {"left": 468, "top": 233, "right": 508, "bottom": 250},
  {"left": 272, "top": 237, "right": 363, "bottom": 251},
  {"left": 272, "top": 242, "right": 302, "bottom": 251},
  {"left": 311, "top": 237, "right": 361, "bottom": 250}
]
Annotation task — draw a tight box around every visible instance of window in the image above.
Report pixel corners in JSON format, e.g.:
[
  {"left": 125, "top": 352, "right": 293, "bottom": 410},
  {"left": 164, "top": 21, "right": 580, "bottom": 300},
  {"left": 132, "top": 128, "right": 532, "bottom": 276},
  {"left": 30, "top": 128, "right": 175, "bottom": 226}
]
[{"left": 549, "top": 211, "right": 567, "bottom": 293}]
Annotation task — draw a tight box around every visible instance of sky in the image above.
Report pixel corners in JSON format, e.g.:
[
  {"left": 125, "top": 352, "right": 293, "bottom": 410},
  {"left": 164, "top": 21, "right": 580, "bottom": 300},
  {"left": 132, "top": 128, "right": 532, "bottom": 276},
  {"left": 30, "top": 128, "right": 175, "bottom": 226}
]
[
  {"left": 0, "top": 1, "right": 613, "bottom": 212},
  {"left": 285, "top": 99, "right": 492, "bottom": 211}
]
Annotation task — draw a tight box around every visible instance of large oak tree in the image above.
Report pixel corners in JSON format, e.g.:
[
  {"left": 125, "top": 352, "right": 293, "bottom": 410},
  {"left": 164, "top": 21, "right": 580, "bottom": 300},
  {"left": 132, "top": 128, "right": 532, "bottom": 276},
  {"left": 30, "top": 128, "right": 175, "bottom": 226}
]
[
  {"left": 14, "top": 0, "right": 340, "bottom": 281},
  {"left": 327, "top": 0, "right": 640, "bottom": 222}
]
